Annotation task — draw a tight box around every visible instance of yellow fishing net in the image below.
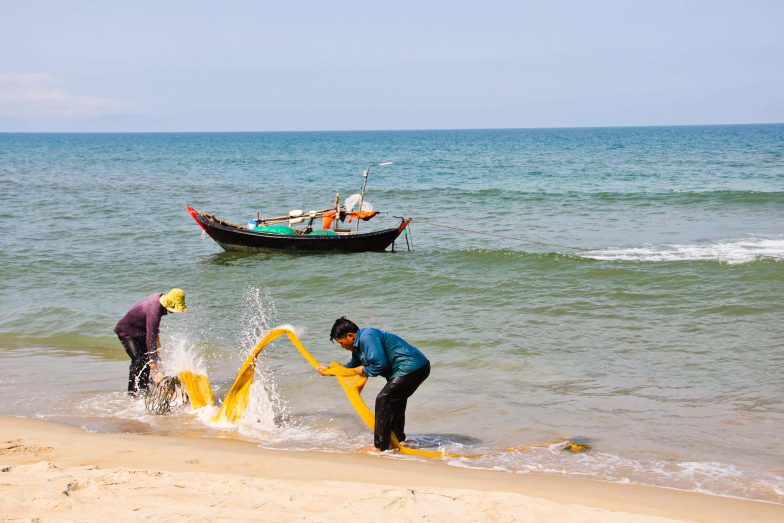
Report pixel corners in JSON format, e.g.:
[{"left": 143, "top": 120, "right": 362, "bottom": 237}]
[{"left": 177, "top": 326, "right": 589, "bottom": 458}]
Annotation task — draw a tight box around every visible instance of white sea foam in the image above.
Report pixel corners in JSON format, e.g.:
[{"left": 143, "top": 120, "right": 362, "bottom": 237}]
[
  {"left": 239, "top": 368, "right": 289, "bottom": 432},
  {"left": 459, "top": 445, "right": 784, "bottom": 504},
  {"left": 76, "top": 391, "right": 148, "bottom": 419},
  {"left": 585, "top": 235, "right": 784, "bottom": 263}
]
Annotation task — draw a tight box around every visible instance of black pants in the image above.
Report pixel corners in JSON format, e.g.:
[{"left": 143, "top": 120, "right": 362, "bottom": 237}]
[
  {"left": 374, "top": 362, "right": 430, "bottom": 451},
  {"left": 119, "top": 336, "right": 150, "bottom": 396}
]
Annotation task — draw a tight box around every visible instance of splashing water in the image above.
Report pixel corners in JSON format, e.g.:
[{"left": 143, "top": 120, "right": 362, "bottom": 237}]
[
  {"left": 145, "top": 284, "right": 295, "bottom": 436},
  {"left": 236, "top": 377, "right": 295, "bottom": 441},
  {"left": 237, "top": 285, "right": 291, "bottom": 434},
  {"left": 207, "top": 285, "right": 292, "bottom": 435},
  {"left": 238, "top": 283, "right": 280, "bottom": 353},
  {"left": 161, "top": 335, "right": 208, "bottom": 376}
]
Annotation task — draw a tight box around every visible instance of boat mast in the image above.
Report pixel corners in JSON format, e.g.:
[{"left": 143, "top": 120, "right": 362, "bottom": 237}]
[
  {"left": 356, "top": 161, "right": 393, "bottom": 233},
  {"left": 356, "top": 167, "right": 370, "bottom": 233},
  {"left": 333, "top": 192, "right": 340, "bottom": 231}
]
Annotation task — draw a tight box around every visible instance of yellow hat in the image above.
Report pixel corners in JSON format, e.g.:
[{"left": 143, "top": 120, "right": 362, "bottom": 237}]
[{"left": 160, "top": 288, "right": 188, "bottom": 313}]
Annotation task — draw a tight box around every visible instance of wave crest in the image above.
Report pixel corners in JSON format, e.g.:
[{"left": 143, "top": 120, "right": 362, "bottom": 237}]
[{"left": 585, "top": 236, "right": 784, "bottom": 263}]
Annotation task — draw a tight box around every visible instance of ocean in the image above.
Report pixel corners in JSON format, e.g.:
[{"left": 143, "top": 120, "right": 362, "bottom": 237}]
[{"left": 1, "top": 125, "right": 782, "bottom": 503}]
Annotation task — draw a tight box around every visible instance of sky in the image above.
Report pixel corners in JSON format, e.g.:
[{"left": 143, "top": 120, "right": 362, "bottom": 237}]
[{"left": 1, "top": 0, "right": 782, "bottom": 132}]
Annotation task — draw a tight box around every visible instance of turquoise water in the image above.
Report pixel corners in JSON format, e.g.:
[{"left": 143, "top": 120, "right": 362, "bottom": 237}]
[{"left": 1, "top": 125, "right": 783, "bottom": 502}]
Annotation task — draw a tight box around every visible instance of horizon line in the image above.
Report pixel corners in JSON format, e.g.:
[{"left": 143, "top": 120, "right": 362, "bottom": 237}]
[{"left": 1, "top": 121, "right": 782, "bottom": 135}]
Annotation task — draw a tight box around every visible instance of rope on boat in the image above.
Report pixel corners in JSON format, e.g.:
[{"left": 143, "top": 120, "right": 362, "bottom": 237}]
[
  {"left": 145, "top": 376, "right": 186, "bottom": 415},
  {"left": 410, "top": 219, "right": 593, "bottom": 252}
]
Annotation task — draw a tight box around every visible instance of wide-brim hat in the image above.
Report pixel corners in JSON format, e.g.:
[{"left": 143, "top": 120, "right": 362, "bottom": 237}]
[{"left": 160, "top": 288, "right": 188, "bottom": 313}]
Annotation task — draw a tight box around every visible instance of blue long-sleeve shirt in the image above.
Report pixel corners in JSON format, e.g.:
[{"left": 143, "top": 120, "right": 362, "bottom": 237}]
[{"left": 345, "top": 327, "right": 429, "bottom": 379}]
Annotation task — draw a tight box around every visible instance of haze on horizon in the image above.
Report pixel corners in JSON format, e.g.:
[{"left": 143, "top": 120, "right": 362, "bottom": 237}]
[{"left": 1, "top": 0, "right": 782, "bottom": 133}]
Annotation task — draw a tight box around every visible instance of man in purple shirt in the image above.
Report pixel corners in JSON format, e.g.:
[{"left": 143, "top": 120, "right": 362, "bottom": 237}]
[{"left": 114, "top": 288, "right": 188, "bottom": 396}]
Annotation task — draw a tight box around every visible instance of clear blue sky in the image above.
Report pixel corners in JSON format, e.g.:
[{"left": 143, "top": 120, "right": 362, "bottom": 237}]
[{"left": 1, "top": 0, "right": 782, "bottom": 131}]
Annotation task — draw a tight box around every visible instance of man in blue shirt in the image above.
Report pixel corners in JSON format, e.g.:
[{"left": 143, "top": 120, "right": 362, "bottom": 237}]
[{"left": 317, "top": 317, "right": 430, "bottom": 452}]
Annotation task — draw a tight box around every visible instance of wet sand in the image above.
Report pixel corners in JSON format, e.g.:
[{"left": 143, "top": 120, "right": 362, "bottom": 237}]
[{"left": 1, "top": 416, "right": 781, "bottom": 522}]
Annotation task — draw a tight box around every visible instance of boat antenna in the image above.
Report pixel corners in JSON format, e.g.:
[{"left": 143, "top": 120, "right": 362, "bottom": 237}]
[{"left": 356, "top": 161, "right": 393, "bottom": 233}]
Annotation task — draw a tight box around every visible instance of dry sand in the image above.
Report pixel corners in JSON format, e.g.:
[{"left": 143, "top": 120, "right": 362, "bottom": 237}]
[{"left": 1, "top": 416, "right": 781, "bottom": 522}]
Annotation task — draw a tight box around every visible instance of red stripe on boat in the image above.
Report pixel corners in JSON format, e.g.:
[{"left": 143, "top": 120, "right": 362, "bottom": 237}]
[{"left": 185, "top": 205, "right": 208, "bottom": 232}]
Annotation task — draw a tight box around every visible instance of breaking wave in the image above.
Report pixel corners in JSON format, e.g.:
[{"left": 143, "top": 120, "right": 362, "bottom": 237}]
[{"left": 585, "top": 235, "right": 784, "bottom": 264}]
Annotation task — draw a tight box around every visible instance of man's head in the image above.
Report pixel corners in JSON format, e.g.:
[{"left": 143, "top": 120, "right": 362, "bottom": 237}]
[
  {"left": 160, "top": 288, "right": 188, "bottom": 313},
  {"left": 330, "top": 316, "right": 358, "bottom": 350}
]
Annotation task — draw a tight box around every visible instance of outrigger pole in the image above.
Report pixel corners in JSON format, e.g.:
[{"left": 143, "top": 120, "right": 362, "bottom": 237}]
[
  {"left": 258, "top": 207, "right": 334, "bottom": 226},
  {"left": 256, "top": 206, "right": 388, "bottom": 228}
]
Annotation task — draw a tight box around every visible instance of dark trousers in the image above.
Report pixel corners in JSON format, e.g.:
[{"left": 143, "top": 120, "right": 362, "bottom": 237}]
[
  {"left": 374, "top": 362, "right": 430, "bottom": 451},
  {"left": 119, "top": 336, "right": 150, "bottom": 396}
]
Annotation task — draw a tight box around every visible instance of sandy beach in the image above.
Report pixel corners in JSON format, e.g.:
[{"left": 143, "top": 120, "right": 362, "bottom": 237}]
[
  {"left": 4, "top": 0, "right": 784, "bottom": 517},
  {"left": 0, "top": 417, "right": 780, "bottom": 522}
]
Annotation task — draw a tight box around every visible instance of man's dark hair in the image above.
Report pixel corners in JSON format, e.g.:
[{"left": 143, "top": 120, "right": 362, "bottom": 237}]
[{"left": 330, "top": 316, "right": 359, "bottom": 342}]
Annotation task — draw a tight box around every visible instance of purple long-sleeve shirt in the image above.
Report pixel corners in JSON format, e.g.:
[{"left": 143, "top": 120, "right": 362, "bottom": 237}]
[{"left": 114, "top": 293, "right": 168, "bottom": 361}]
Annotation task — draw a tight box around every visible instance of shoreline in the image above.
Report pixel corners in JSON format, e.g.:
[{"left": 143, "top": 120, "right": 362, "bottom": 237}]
[{"left": 1, "top": 416, "right": 781, "bottom": 522}]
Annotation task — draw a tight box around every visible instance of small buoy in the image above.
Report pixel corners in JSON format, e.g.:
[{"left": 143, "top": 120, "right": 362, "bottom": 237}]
[{"left": 562, "top": 441, "right": 591, "bottom": 453}]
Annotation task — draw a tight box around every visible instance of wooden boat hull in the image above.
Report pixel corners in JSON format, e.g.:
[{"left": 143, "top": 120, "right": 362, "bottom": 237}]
[{"left": 186, "top": 205, "right": 409, "bottom": 253}]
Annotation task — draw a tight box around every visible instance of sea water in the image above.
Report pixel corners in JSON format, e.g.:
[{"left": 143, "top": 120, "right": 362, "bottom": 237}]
[{"left": 1, "top": 126, "right": 783, "bottom": 503}]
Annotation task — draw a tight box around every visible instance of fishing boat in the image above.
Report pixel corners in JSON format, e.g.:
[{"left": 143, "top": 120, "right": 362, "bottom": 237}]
[{"left": 186, "top": 162, "right": 411, "bottom": 253}]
